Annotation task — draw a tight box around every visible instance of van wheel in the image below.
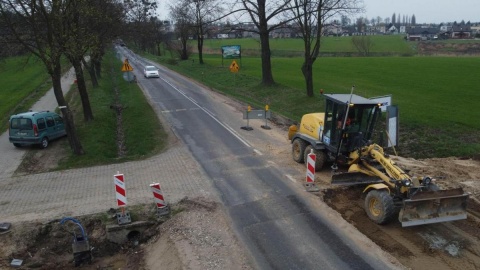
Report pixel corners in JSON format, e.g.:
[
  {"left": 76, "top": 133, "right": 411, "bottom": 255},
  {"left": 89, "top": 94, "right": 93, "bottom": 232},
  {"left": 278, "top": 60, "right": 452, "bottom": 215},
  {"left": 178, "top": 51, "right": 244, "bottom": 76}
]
[
  {"left": 40, "top": 137, "right": 49, "bottom": 149},
  {"left": 13, "top": 143, "right": 22, "bottom": 148}
]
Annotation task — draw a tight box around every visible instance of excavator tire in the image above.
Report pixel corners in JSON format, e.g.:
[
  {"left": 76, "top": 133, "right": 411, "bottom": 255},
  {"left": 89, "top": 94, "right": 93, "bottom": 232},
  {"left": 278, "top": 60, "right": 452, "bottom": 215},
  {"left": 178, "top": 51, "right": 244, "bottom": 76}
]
[
  {"left": 292, "top": 138, "right": 307, "bottom": 163},
  {"left": 364, "top": 189, "right": 396, "bottom": 225},
  {"left": 304, "top": 145, "right": 326, "bottom": 172}
]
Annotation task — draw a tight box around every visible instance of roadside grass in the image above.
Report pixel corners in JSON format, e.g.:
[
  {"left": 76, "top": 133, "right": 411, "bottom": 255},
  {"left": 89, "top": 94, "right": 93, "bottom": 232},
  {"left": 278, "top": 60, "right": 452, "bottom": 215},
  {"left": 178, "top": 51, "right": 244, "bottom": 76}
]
[
  {"left": 142, "top": 47, "right": 480, "bottom": 158},
  {"left": 0, "top": 56, "right": 52, "bottom": 133},
  {"left": 56, "top": 49, "right": 167, "bottom": 170}
]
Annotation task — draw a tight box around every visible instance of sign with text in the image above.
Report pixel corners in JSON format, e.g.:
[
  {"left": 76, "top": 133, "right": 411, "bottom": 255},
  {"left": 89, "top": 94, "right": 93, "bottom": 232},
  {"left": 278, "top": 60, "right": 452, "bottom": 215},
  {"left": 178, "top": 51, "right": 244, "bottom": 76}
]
[{"left": 222, "top": 45, "right": 241, "bottom": 59}]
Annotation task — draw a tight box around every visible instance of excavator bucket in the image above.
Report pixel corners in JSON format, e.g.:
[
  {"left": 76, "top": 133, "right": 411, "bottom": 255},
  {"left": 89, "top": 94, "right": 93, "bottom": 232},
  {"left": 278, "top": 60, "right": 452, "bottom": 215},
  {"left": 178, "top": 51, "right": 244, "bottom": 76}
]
[
  {"left": 399, "top": 188, "right": 468, "bottom": 227},
  {"left": 331, "top": 172, "right": 383, "bottom": 186}
]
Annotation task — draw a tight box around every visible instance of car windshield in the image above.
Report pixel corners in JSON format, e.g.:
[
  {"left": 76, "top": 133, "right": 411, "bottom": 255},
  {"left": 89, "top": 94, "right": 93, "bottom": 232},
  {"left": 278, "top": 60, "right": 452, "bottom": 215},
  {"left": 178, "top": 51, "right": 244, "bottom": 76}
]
[
  {"left": 11, "top": 118, "right": 32, "bottom": 129},
  {"left": 146, "top": 66, "right": 157, "bottom": 71}
]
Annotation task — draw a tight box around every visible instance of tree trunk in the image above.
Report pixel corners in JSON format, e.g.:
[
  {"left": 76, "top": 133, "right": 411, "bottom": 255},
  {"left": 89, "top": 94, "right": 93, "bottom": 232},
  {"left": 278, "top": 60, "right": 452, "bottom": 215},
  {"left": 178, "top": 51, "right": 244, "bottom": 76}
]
[
  {"left": 197, "top": 35, "right": 204, "bottom": 64},
  {"left": 197, "top": 24, "right": 204, "bottom": 64},
  {"left": 51, "top": 64, "right": 84, "bottom": 155},
  {"left": 301, "top": 59, "right": 314, "bottom": 97},
  {"left": 157, "top": 43, "right": 162, "bottom": 56},
  {"left": 94, "top": 59, "right": 102, "bottom": 79},
  {"left": 82, "top": 58, "right": 98, "bottom": 88},
  {"left": 259, "top": 29, "right": 275, "bottom": 86},
  {"left": 72, "top": 59, "right": 94, "bottom": 121}
]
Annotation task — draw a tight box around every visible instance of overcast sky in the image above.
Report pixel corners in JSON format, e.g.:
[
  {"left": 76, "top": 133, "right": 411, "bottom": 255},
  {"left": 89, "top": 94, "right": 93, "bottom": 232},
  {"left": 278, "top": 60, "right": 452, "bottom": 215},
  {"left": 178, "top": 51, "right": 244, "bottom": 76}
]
[
  {"left": 363, "top": 0, "right": 479, "bottom": 24},
  {"left": 158, "top": 0, "right": 479, "bottom": 24}
]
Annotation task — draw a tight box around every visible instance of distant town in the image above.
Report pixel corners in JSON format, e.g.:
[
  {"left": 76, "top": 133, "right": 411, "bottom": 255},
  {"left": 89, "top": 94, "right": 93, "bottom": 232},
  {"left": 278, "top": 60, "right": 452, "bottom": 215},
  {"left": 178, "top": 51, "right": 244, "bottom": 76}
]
[{"left": 159, "top": 20, "right": 480, "bottom": 41}]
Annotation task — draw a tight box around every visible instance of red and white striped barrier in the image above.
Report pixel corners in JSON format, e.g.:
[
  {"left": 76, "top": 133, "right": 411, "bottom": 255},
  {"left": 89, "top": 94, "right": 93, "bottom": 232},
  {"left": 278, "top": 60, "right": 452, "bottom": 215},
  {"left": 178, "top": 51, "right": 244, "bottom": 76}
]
[
  {"left": 114, "top": 173, "right": 127, "bottom": 207},
  {"left": 306, "top": 152, "right": 316, "bottom": 183},
  {"left": 114, "top": 172, "right": 131, "bottom": 224},
  {"left": 305, "top": 149, "right": 319, "bottom": 192},
  {"left": 150, "top": 183, "right": 166, "bottom": 208},
  {"left": 150, "top": 183, "right": 170, "bottom": 216}
]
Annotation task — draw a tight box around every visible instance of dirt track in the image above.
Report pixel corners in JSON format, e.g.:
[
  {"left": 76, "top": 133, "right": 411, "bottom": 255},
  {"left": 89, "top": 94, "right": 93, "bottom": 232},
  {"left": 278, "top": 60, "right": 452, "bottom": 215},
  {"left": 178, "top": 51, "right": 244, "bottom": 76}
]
[{"left": 318, "top": 156, "right": 480, "bottom": 270}]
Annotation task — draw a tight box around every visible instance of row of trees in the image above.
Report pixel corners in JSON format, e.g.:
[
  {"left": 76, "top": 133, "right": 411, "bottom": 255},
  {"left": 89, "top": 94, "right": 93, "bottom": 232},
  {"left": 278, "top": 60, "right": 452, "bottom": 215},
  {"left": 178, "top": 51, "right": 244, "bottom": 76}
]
[
  {"left": 0, "top": 0, "right": 152, "bottom": 154},
  {"left": 0, "top": 0, "right": 364, "bottom": 155},
  {"left": 167, "top": 0, "right": 363, "bottom": 97}
]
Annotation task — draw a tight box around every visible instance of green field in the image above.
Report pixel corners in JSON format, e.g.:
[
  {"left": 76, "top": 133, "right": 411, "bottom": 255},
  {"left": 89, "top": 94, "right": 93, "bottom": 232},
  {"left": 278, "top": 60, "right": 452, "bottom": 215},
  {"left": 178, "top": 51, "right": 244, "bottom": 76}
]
[{"left": 199, "top": 36, "right": 415, "bottom": 56}]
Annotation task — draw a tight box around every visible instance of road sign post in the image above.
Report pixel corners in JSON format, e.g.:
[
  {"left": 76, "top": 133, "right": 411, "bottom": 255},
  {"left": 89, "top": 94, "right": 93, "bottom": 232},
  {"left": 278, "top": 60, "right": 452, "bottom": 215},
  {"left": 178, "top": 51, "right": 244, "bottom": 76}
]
[
  {"left": 121, "top": 59, "right": 134, "bottom": 83},
  {"left": 261, "top": 105, "right": 271, "bottom": 130}
]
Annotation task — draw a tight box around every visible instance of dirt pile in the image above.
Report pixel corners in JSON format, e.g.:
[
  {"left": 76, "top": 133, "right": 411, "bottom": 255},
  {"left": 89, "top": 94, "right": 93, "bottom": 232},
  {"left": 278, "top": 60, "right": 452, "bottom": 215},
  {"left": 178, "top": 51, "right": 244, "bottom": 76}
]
[{"left": 320, "top": 156, "right": 480, "bottom": 270}]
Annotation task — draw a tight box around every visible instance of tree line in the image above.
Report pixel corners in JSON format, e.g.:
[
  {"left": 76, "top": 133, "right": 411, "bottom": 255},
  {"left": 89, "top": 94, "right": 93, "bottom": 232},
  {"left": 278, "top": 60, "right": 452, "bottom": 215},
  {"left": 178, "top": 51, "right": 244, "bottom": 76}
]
[{"left": 0, "top": 0, "right": 364, "bottom": 155}]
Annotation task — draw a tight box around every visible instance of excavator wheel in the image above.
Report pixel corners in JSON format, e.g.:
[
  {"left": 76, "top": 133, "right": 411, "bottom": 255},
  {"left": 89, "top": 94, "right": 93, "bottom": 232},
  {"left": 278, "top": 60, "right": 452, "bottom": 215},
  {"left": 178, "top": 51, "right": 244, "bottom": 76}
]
[
  {"left": 292, "top": 138, "right": 307, "bottom": 163},
  {"left": 304, "top": 145, "right": 326, "bottom": 172},
  {"left": 364, "top": 189, "right": 396, "bottom": 225}
]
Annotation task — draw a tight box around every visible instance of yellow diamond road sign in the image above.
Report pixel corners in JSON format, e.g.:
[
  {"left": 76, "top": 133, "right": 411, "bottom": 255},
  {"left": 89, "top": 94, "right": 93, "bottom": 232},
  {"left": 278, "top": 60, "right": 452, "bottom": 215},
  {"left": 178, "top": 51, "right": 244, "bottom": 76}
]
[
  {"left": 121, "top": 59, "right": 133, "bottom": 72},
  {"left": 229, "top": 60, "right": 239, "bottom": 73}
]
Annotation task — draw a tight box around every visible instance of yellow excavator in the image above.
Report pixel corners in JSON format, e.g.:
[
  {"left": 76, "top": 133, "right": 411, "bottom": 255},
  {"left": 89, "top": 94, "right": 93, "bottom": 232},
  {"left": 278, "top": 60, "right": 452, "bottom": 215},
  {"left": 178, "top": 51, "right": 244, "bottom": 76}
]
[{"left": 288, "top": 92, "right": 468, "bottom": 227}]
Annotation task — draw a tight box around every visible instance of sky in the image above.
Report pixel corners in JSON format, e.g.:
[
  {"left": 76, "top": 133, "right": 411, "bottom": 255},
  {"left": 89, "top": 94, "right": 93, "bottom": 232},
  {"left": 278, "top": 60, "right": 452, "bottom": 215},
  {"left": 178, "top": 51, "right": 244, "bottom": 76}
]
[
  {"left": 157, "top": 0, "right": 479, "bottom": 25},
  {"left": 363, "top": 0, "right": 479, "bottom": 24}
]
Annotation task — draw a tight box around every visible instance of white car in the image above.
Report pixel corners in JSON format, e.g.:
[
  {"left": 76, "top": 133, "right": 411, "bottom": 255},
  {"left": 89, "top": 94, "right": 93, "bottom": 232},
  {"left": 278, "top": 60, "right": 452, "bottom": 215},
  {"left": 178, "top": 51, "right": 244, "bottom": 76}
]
[{"left": 143, "top": 65, "right": 159, "bottom": 78}]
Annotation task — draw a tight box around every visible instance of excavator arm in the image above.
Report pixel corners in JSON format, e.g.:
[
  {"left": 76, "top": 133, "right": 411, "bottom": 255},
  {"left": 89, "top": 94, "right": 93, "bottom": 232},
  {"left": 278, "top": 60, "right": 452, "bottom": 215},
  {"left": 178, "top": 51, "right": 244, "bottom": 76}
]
[{"left": 332, "top": 143, "right": 469, "bottom": 227}]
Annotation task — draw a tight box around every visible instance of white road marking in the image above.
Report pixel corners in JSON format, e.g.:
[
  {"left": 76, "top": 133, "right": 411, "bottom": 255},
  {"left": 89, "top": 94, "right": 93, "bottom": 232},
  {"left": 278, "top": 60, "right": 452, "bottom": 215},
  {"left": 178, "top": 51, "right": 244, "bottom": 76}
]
[
  {"left": 161, "top": 78, "right": 251, "bottom": 147},
  {"left": 286, "top": 174, "right": 297, "bottom": 183},
  {"left": 253, "top": 149, "right": 263, "bottom": 156}
]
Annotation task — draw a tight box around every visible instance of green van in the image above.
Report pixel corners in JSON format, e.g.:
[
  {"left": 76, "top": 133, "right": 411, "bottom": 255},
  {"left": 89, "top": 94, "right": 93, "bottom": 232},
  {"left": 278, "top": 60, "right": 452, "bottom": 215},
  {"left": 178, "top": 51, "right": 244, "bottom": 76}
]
[{"left": 8, "top": 111, "right": 67, "bottom": 148}]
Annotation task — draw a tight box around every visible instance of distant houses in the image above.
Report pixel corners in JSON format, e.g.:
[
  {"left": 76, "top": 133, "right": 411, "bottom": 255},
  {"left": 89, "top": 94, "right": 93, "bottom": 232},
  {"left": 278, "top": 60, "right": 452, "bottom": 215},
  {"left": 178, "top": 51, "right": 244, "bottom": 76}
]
[{"left": 161, "top": 20, "right": 479, "bottom": 41}]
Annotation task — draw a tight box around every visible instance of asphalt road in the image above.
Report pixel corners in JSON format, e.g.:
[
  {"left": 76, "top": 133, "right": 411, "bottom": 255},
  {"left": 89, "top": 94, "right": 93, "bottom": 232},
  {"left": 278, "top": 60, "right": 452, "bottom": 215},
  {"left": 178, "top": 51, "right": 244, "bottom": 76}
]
[{"left": 119, "top": 47, "right": 399, "bottom": 270}]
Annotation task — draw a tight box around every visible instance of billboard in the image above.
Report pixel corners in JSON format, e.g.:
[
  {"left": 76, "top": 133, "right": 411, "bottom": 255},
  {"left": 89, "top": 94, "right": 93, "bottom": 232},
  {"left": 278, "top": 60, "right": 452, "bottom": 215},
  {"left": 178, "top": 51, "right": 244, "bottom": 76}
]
[{"left": 222, "top": 45, "right": 241, "bottom": 59}]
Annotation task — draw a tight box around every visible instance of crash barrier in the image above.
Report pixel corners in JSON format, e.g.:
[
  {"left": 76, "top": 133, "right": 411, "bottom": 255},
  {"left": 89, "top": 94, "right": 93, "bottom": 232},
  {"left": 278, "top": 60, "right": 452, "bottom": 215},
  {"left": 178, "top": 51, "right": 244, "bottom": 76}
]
[
  {"left": 305, "top": 149, "right": 319, "bottom": 192},
  {"left": 150, "top": 183, "right": 170, "bottom": 217},
  {"left": 241, "top": 105, "right": 271, "bottom": 130},
  {"left": 114, "top": 172, "right": 131, "bottom": 225}
]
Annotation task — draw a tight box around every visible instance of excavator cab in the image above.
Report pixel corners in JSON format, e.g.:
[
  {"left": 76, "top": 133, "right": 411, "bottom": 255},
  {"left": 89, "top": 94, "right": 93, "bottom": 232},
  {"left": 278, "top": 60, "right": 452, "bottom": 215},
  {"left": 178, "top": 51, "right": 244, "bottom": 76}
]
[
  {"left": 321, "top": 94, "right": 382, "bottom": 164},
  {"left": 324, "top": 94, "right": 468, "bottom": 227}
]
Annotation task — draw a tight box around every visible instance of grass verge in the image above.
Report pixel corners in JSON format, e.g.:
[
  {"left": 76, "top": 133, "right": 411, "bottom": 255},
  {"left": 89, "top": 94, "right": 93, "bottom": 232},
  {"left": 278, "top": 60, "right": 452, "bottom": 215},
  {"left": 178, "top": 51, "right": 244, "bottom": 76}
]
[{"left": 55, "top": 49, "right": 167, "bottom": 170}]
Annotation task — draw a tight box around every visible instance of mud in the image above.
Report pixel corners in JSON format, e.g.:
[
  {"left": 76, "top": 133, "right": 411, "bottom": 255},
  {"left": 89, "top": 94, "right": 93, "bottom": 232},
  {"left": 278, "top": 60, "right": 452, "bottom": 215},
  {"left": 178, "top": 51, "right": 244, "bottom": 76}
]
[{"left": 320, "top": 156, "right": 480, "bottom": 270}]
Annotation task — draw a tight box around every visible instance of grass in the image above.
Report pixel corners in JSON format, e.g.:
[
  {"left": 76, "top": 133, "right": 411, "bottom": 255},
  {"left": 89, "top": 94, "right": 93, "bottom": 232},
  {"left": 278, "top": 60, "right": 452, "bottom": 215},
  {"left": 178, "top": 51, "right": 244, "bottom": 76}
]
[
  {"left": 0, "top": 56, "right": 52, "bottom": 133},
  {"left": 142, "top": 40, "right": 480, "bottom": 158},
  {"left": 1, "top": 49, "right": 166, "bottom": 171},
  {"left": 199, "top": 35, "right": 415, "bottom": 56},
  {"left": 55, "top": 49, "right": 167, "bottom": 170}
]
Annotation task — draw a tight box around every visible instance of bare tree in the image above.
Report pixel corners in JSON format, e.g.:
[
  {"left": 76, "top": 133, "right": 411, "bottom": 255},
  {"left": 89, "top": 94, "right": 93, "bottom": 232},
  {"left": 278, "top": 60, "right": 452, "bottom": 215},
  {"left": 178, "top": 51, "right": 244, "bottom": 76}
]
[
  {"left": 170, "top": 2, "right": 194, "bottom": 60},
  {"left": 235, "top": 0, "right": 300, "bottom": 86},
  {"left": 175, "top": 0, "right": 225, "bottom": 64},
  {"left": 351, "top": 35, "right": 373, "bottom": 56},
  {"left": 62, "top": 0, "right": 94, "bottom": 122},
  {"left": 291, "top": 0, "right": 362, "bottom": 97},
  {"left": 123, "top": 0, "right": 158, "bottom": 50},
  {"left": 0, "top": 0, "right": 84, "bottom": 154}
]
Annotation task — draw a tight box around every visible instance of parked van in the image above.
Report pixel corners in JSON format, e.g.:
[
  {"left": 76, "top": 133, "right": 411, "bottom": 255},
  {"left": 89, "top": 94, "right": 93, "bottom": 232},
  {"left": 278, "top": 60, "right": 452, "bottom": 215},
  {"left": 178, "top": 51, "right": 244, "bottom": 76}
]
[{"left": 9, "top": 111, "right": 67, "bottom": 148}]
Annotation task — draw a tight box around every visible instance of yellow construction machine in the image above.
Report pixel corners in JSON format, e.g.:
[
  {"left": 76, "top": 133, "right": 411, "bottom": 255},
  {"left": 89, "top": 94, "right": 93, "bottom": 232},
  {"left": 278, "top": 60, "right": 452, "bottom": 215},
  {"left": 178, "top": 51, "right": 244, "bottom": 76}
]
[{"left": 288, "top": 92, "right": 468, "bottom": 227}]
